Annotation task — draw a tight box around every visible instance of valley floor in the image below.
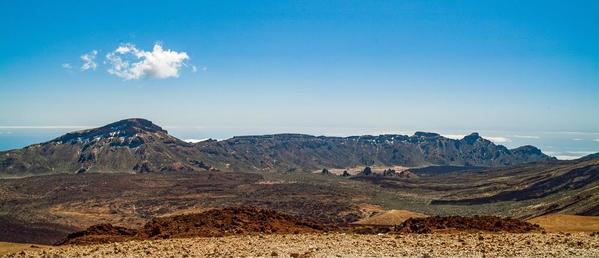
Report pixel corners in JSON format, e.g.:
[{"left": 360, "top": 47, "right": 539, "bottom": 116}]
[{"left": 3, "top": 232, "right": 598, "bottom": 258}]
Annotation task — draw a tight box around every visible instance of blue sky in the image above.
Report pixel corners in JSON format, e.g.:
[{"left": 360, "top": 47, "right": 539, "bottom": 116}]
[{"left": 0, "top": 1, "right": 598, "bottom": 156}]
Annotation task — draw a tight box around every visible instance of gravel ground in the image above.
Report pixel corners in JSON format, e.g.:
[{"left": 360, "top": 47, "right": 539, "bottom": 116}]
[{"left": 3, "top": 232, "right": 598, "bottom": 257}]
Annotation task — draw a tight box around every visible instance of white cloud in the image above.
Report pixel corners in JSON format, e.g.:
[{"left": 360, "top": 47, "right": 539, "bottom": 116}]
[
  {"left": 191, "top": 65, "right": 198, "bottom": 73},
  {"left": 62, "top": 63, "right": 73, "bottom": 69},
  {"left": 441, "top": 134, "right": 511, "bottom": 143},
  {"left": 554, "top": 155, "right": 582, "bottom": 160},
  {"left": 595, "top": 139, "right": 599, "bottom": 142},
  {"left": 546, "top": 150, "right": 597, "bottom": 160},
  {"left": 485, "top": 136, "right": 512, "bottom": 143},
  {"left": 512, "top": 135, "right": 540, "bottom": 139},
  {"left": 106, "top": 43, "right": 189, "bottom": 80},
  {"left": 442, "top": 134, "right": 465, "bottom": 140},
  {"left": 184, "top": 138, "right": 209, "bottom": 143},
  {"left": 80, "top": 50, "right": 98, "bottom": 71},
  {"left": 573, "top": 138, "right": 583, "bottom": 141},
  {"left": 568, "top": 151, "right": 597, "bottom": 155}
]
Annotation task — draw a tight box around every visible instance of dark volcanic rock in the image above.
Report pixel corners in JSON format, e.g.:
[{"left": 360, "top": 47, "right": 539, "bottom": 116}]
[
  {"left": 382, "top": 169, "right": 396, "bottom": 177},
  {"left": 59, "top": 207, "right": 325, "bottom": 245},
  {"left": 360, "top": 167, "right": 373, "bottom": 176},
  {"left": 140, "top": 207, "right": 324, "bottom": 238},
  {"left": 396, "top": 216, "right": 541, "bottom": 234},
  {"left": 59, "top": 224, "right": 137, "bottom": 245}
]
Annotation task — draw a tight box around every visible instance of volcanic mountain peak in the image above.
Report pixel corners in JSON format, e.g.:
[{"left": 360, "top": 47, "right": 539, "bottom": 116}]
[
  {"left": 462, "top": 132, "right": 482, "bottom": 144},
  {"left": 51, "top": 118, "right": 167, "bottom": 144},
  {"left": 104, "top": 118, "right": 166, "bottom": 133}
]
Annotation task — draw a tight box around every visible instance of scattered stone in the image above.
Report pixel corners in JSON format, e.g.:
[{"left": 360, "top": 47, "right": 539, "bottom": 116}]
[{"left": 8, "top": 233, "right": 597, "bottom": 258}]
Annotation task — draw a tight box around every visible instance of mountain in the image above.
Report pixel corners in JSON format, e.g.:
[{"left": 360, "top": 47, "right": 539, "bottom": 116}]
[
  {"left": 0, "top": 119, "right": 213, "bottom": 177},
  {"left": 198, "top": 132, "right": 555, "bottom": 172},
  {"left": 0, "top": 118, "right": 555, "bottom": 176}
]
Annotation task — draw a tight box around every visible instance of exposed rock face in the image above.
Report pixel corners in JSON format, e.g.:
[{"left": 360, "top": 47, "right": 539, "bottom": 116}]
[
  {"left": 0, "top": 118, "right": 556, "bottom": 176},
  {"left": 196, "top": 131, "right": 555, "bottom": 172}
]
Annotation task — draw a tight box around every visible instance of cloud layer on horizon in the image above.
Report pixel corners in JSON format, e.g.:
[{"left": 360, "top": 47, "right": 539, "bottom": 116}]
[{"left": 441, "top": 134, "right": 511, "bottom": 144}]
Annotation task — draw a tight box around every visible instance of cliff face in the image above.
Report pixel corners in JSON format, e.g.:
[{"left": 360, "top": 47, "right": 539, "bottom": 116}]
[{"left": 195, "top": 132, "right": 555, "bottom": 172}]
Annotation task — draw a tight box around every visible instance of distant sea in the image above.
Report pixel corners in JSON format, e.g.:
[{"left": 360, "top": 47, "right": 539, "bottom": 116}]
[{"left": 0, "top": 127, "right": 597, "bottom": 160}]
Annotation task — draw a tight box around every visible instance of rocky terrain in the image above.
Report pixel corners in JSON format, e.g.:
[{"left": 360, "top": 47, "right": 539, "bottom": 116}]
[
  {"left": 1, "top": 153, "right": 597, "bottom": 245},
  {"left": 59, "top": 207, "right": 326, "bottom": 245},
  {"left": 0, "top": 171, "right": 363, "bottom": 244},
  {"left": 0, "top": 118, "right": 555, "bottom": 176},
  {"left": 57, "top": 207, "right": 542, "bottom": 245},
  {"left": 4, "top": 232, "right": 598, "bottom": 257}
]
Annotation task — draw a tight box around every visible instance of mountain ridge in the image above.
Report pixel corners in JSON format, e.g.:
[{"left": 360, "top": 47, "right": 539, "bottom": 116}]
[{"left": 0, "top": 118, "right": 556, "bottom": 176}]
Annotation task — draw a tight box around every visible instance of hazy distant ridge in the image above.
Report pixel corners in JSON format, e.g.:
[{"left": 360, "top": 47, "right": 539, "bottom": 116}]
[{"left": 0, "top": 118, "right": 556, "bottom": 176}]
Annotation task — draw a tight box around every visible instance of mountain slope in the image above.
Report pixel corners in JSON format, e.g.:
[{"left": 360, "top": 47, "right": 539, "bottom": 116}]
[
  {"left": 0, "top": 119, "right": 214, "bottom": 177},
  {"left": 0, "top": 118, "right": 555, "bottom": 176},
  {"left": 427, "top": 156, "right": 599, "bottom": 217}
]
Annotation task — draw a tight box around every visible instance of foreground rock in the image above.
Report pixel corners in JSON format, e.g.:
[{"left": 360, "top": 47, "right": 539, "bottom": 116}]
[
  {"left": 139, "top": 207, "right": 324, "bottom": 238},
  {"left": 59, "top": 207, "right": 325, "bottom": 245},
  {"left": 5, "top": 233, "right": 599, "bottom": 257},
  {"left": 59, "top": 207, "right": 542, "bottom": 245}
]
